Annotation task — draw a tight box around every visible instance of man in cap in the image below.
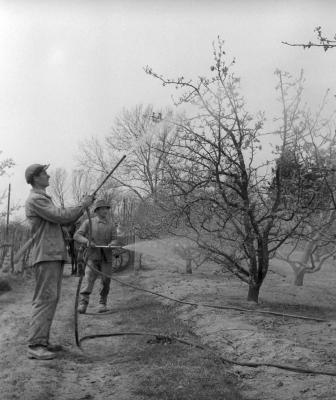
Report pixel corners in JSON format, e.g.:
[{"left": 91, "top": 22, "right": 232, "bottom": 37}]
[
  {"left": 25, "top": 163, "right": 94, "bottom": 360},
  {"left": 74, "top": 199, "right": 121, "bottom": 314}
]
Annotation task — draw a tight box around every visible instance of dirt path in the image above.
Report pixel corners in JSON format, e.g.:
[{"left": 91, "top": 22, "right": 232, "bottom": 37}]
[
  {"left": 2, "top": 254, "right": 336, "bottom": 399},
  {"left": 0, "top": 265, "right": 243, "bottom": 400},
  {"left": 138, "top": 253, "right": 336, "bottom": 400},
  {"left": 0, "top": 270, "right": 139, "bottom": 400}
]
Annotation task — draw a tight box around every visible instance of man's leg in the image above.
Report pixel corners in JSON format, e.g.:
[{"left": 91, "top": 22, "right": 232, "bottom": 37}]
[
  {"left": 28, "top": 261, "right": 63, "bottom": 359},
  {"left": 78, "top": 260, "right": 98, "bottom": 313},
  {"left": 98, "top": 261, "right": 113, "bottom": 311}
]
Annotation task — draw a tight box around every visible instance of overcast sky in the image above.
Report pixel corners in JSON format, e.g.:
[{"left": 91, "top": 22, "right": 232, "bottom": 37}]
[{"left": 1, "top": 0, "right": 336, "bottom": 218}]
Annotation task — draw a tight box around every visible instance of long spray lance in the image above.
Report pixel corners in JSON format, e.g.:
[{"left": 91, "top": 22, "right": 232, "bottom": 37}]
[
  {"left": 91, "top": 154, "right": 126, "bottom": 198},
  {"left": 85, "top": 154, "right": 127, "bottom": 250}
]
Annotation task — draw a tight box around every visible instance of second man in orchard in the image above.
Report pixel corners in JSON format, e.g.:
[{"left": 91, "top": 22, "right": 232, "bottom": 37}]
[{"left": 74, "top": 200, "right": 121, "bottom": 313}]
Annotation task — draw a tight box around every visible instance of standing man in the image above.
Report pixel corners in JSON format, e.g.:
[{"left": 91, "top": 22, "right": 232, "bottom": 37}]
[
  {"left": 74, "top": 199, "right": 120, "bottom": 314},
  {"left": 25, "top": 163, "right": 94, "bottom": 360}
]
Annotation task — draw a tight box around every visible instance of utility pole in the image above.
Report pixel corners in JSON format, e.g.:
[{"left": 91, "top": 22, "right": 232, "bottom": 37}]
[
  {"left": 1, "top": 183, "right": 12, "bottom": 272},
  {"left": 6, "top": 183, "right": 11, "bottom": 238}
]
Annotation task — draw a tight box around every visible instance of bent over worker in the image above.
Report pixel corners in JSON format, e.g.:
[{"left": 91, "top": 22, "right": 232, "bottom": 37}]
[
  {"left": 25, "top": 163, "right": 94, "bottom": 360},
  {"left": 74, "top": 199, "right": 121, "bottom": 314}
]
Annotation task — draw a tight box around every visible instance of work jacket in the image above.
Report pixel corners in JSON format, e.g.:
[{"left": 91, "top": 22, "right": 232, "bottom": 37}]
[
  {"left": 74, "top": 216, "right": 118, "bottom": 262},
  {"left": 25, "top": 189, "right": 84, "bottom": 265}
]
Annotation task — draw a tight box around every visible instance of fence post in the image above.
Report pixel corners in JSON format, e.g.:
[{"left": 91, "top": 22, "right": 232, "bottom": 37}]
[
  {"left": 131, "top": 228, "right": 142, "bottom": 275},
  {"left": 1, "top": 244, "right": 12, "bottom": 273}
]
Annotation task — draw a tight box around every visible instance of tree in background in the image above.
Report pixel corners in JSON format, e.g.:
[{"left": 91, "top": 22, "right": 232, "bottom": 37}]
[
  {"left": 0, "top": 152, "right": 14, "bottom": 211},
  {"left": 71, "top": 169, "right": 95, "bottom": 203},
  {"left": 76, "top": 104, "right": 182, "bottom": 240},
  {"left": 77, "top": 104, "right": 180, "bottom": 203},
  {"left": 145, "top": 38, "right": 336, "bottom": 302},
  {"left": 282, "top": 26, "right": 336, "bottom": 51},
  {"left": 0, "top": 158, "right": 14, "bottom": 177},
  {"left": 271, "top": 69, "right": 336, "bottom": 286},
  {"left": 281, "top": 27, "right": 336, "bottom": 285},
  {"left": 0, "top": 151, "right": 14, "bottom": 275},
  {"left": 275, "top": 149, "right": 336, "bottom": 285},
  {"left": 48, "top": 167, "right": 69, "bottom": 208}
]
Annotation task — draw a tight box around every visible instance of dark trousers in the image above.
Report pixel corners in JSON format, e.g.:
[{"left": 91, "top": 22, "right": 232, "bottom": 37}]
[
  {"left": 28, "top": 261, "right": 64, "bottom": 347},
  {"left": 79, "top": 260, "right": 113, "bottom": 305}
]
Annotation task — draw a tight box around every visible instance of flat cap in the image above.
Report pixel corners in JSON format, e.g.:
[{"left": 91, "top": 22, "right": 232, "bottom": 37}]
[{"left": 25, "top": 164, "right": 49, "bottom": 184}]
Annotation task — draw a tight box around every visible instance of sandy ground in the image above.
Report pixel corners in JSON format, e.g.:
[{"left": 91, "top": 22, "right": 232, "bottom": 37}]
[
  {"left": 0, "top": 267, "right": 146, "bottom": 400},
  {"left": 1, "top": 241, "right": 336, "bottom": 399},
  {"left": 137, "top": 239, "right": 336, "bottom": 400}
]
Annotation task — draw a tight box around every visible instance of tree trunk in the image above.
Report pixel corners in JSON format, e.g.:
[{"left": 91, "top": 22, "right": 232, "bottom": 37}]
[
  {"left": 134, "top": 253, "right": 142, "bottom": 275},
  {"left": 247, "top": 283, "right": 261, "bottom": 303},
  {"left": 186, "top": 259, "right": 192, "bottom": 274},
  {"left": 293, "top": 268, "right": 305, "bottom": 286},
  {"left": 246, "top": 243, "right": 268, "bottom": 304}
]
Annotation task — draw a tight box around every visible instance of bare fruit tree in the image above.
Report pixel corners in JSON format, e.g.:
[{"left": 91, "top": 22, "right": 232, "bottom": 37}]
[
  {"left": 0, "top": 151, "right": 15, "bottom": 271},
  {"left": 282, "top": 26, "right": 336, "bottom": 51},
  {"left": 0, "top": 152, "right": 14, "bottom": 210},
  {"left": 109, "top": 105, "right": 180, "bottom": 203},
  {"left": 77, "top": 104, "right": 180, "bottom": 203},
  {"left": 145, "top": 38, "right": 336, "bottom": 303},
  {"left": 272, "top": 68, "right": 336, "bottom": 286},
  {"left": 48, "top": 167, "right": 69, "bottom": 208},
  {"left": 76, "top": 104, "right": 183, "bottom": 240},
  {"left": 70, "top": 169, "right": 95, "bottom": 203}
]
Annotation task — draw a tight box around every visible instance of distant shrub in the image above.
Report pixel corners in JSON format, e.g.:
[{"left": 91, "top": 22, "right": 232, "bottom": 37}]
[{"left": 0, "top": 278, "right": 11, "bottom": 293}]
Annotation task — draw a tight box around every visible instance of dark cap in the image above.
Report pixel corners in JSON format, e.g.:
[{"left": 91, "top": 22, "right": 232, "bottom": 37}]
[
  {"left": 25, "top": 164, "right": 50, "bottom": 184},
  {"left": 93, "top": 200, "right": 111, "bottom": 212}
]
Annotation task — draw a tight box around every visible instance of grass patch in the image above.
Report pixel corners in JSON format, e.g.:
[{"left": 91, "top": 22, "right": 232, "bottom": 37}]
[
  {"left": 134, "top": 352, "right": 243, "bottom": 400},
  {"left": 0, "top": 278, "right": 11, "bottom": 293},
  {"left": 121, "top": 299, "right": 245, "bottom": 400},
  {"left": 77, "top": 294, "right": 246, "bottom": 399}
]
